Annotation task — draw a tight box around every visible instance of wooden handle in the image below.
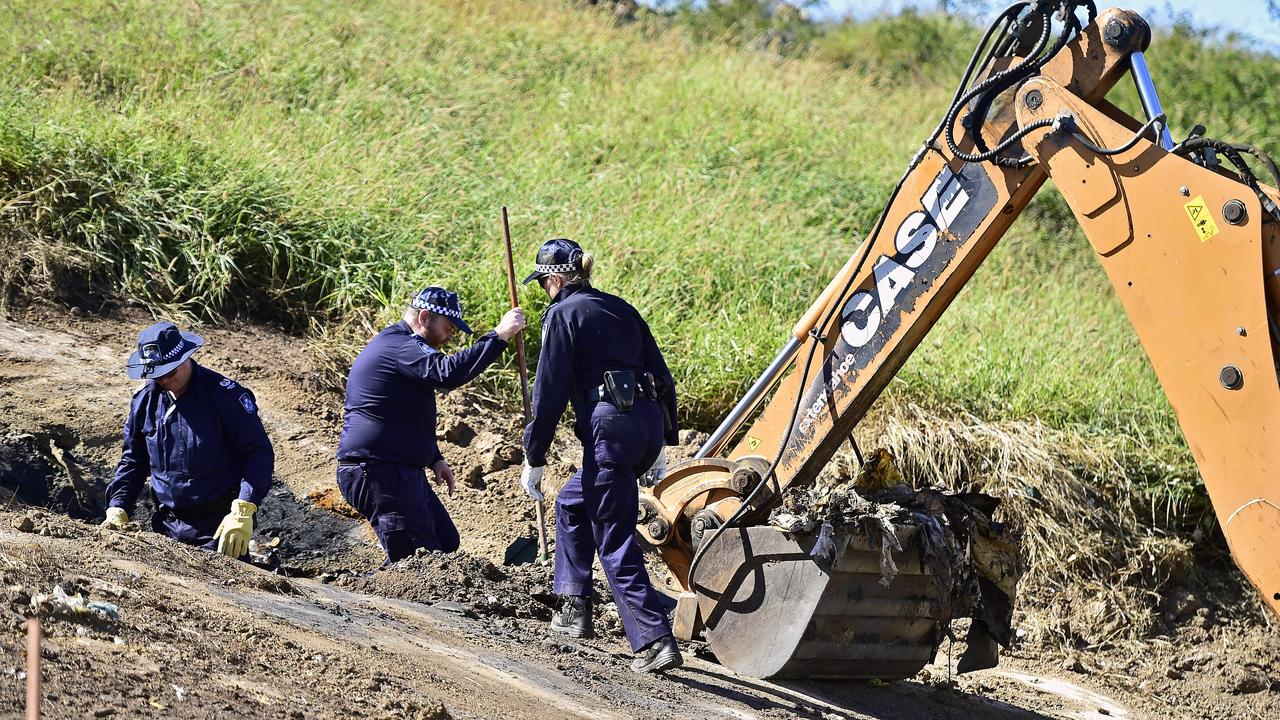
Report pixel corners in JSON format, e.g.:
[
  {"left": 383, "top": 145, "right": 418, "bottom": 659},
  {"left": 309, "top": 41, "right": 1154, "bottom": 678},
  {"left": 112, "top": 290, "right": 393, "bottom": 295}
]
[
  {"left": 501, "top": 207, "right": 533, "bottom": 420},
  {"left": 501, "top": 207, "right": 549, "bottom": 562}
]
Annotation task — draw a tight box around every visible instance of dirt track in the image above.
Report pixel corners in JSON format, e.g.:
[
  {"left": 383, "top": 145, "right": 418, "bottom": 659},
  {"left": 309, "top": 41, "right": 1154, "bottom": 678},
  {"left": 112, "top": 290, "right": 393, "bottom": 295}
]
[{"left": 1, "top": 309, "right": 1277, "bottom": 719}]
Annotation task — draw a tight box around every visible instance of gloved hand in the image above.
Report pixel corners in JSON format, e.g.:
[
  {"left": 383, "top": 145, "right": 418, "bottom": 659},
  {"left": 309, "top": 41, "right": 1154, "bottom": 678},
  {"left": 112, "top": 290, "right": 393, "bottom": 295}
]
[
  {"left": 213, "top": 499, "right": 257, "bottom": 558},
  {"left": 520, "top": 463, "right": 545, "bottom": 502},
  {"left": 101, "top": 507, "right": 130, "bottom": 529},
  {"left": 640, "top": 447, "right": 668, "bottom": 487}
]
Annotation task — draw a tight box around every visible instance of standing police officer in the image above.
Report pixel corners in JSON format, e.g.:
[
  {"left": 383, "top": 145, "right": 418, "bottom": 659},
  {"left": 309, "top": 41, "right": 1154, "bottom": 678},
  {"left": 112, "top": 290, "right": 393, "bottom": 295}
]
[
  {"left": 102, "top": 322, "right": 274, "bottom": 559},
  {"left": 337, "top": 287, "right": 526, "bottom": 565},
  {"left": 519, "top": 239, "right": 683, "bottom": 674}
]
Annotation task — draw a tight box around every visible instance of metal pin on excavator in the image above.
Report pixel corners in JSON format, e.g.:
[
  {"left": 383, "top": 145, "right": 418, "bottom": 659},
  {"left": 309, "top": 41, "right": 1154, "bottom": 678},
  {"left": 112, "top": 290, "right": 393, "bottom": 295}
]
[{"left": 638, "top": 0, "right": 1280, "bottom": 680}]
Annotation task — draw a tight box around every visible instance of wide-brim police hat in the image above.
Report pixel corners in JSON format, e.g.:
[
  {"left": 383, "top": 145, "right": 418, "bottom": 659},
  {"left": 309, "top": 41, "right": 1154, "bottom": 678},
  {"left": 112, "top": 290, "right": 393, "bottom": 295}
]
[
  {"left": 522, "top": 238, "right": 584, "bottom": 285},
  {"left": 410, "top": 286, "right": 473, "bottom": 334},
  {"left": 126, "top": 322, "right": 204, "bottom": 380}
]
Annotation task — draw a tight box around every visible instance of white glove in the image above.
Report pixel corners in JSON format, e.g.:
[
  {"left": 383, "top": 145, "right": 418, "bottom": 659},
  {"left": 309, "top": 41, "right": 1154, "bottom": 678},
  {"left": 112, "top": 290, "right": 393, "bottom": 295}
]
[
  {"left": 521, "top": 463, "right": 545, "bottom": 501},
  {"left": 641, "top": 448, "right": 667, "bottom": 487}
]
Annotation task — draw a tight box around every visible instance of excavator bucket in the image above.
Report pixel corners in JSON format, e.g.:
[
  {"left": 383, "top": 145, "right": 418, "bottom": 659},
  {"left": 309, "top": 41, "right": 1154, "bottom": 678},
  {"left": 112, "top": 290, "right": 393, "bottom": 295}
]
[{"left": 691, "top": 525, "right": 940, "bottom": 680}]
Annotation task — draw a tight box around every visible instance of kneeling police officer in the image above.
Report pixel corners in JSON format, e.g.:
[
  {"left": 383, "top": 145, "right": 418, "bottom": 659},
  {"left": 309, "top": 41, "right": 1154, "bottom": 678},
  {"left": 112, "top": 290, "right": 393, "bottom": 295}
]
[
  {"left": 520, "top": 238, "right": 683, "bottom": 674},
  {"left": 103, "top": 322, "right": 275, "bottom": 559},
  {"left": 336, "top": 287, "right": 526, "bottom": 564}
]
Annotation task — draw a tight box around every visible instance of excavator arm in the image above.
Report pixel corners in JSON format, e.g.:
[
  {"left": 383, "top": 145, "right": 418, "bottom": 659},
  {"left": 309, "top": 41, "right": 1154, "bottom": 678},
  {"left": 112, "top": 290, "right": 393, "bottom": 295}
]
[{"left": 638, "top": 1, "right": 1280, "bottom": 679}]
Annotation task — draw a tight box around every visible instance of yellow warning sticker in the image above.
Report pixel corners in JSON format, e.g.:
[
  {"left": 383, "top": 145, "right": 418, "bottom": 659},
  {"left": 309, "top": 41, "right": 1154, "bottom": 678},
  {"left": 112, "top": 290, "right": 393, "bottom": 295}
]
[
  {"left": 745, "top": 436, "right": 762, "bottom": 451},
  {"left": 1184, "top": 196, "right": 1220, "bottom": 242}
]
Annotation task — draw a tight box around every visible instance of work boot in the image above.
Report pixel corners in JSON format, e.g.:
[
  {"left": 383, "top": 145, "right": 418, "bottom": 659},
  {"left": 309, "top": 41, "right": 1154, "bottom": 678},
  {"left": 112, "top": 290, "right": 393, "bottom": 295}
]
[
  {"left": 630, "top": 635, "right": 683, "bottom": 674},
  {"left": 549, "top": 595, "right": 593, "bottom": 639}
]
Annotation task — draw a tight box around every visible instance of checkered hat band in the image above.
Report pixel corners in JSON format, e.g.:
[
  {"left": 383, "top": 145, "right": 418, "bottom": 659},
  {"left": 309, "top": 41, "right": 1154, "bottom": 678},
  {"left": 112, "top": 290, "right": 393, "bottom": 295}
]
[
  {"left": 535, "top": 262, "right": 579, "bottom": 274},
  {"left": 140, "top": 340, "right": 185, "bottom": 361},
  {"left": 411, "top": 299, "right": 462, "bottom": 319}
]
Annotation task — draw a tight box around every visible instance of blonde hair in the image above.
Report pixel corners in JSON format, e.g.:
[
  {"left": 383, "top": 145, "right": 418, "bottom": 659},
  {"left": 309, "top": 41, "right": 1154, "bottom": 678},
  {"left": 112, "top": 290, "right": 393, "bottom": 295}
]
[{"left": 553, "top": 251, "right": 594, "bottom": 288}]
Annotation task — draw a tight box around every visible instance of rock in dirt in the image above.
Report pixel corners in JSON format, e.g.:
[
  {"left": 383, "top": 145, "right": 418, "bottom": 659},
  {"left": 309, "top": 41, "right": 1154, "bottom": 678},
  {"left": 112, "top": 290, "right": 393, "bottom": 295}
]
[
  {"left": 1228, "top": 668, "right": 1269, "bottom": 694},
  {"left": 438, "top": 418, "right": 474, "bottom": 445}
]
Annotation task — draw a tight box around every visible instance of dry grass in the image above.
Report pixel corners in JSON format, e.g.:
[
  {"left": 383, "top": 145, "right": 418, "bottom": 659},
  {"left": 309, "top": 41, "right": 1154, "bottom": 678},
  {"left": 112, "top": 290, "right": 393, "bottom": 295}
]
[{"left": 819, "top": 394, "right": 1201, "bottom": 650}]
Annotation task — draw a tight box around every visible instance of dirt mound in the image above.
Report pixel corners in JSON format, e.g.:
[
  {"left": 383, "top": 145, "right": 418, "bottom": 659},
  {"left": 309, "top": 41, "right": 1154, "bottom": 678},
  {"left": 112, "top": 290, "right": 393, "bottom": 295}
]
[
  {"left": 332, "top": 551, "right": 639, "bottom": 642},
  {"left": 335, "top": 551, "right": 557, "bottom": 620},
  {"left": 2, "top": 308, "right": 1278, "bottom": 719}
]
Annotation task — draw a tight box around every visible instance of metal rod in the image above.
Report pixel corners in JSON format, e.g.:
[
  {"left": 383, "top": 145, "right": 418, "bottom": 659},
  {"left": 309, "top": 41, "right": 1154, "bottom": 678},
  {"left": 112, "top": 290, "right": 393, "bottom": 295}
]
[
  {"left": 26, "top": 617, "right": 41, "bottom": 720},
  {"left": 501, "top": 207, "right": 548, "bottom": 564},
  {"left": 1129, "top": 51, "right": 1174, "bottom": 150},
  {"left": 695, "top": 336, "right": 802, "bottom": 459}
]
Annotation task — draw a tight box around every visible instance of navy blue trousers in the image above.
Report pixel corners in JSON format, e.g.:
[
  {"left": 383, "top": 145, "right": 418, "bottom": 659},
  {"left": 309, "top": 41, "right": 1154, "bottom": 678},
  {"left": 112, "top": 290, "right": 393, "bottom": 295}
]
[
  {"left": 555, "top": 398, "right": 672, "bottom": 652},
  {"left": 151, "top": 489, "right": 236, "bottom": 553},
  {"left": 336, "top": 462, "right": 459, "bottom": 564}
]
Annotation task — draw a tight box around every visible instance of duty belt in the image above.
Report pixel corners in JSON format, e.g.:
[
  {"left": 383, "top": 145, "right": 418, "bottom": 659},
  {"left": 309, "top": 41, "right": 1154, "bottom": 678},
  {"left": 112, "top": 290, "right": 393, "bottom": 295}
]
[{"left": 585, "top": 370, "right": 657, "bottom": 410}]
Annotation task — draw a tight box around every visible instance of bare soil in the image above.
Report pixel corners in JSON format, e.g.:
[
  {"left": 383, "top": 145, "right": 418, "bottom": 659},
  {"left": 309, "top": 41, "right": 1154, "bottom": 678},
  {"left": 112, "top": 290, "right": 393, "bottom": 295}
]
[{"left": 0, "top": 307, "right": 1277, "bottom": 719}]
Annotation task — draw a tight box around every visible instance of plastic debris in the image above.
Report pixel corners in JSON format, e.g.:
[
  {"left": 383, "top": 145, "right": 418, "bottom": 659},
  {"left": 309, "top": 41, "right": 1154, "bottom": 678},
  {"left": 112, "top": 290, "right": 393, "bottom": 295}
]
[{"left": 28, "top": 584, "right": 121, "bottom": 623}]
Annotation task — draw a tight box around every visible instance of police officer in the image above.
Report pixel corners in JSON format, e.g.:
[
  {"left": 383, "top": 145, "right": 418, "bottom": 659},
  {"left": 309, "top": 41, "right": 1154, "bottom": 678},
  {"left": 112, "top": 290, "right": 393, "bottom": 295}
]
[
  {"left": 337, "top": 287, "right": 526, "bottom": 564},
  {"left": 102, "top": 322, "right": 274, "bottom": 559},
  {"left": 519, "top": 238, "right": 683, "bottom": 674}
]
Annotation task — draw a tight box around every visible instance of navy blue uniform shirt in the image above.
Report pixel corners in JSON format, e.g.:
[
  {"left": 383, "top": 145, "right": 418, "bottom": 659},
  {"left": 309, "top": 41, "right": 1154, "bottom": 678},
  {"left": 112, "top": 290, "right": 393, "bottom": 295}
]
[
  {"left": 338, "top": 321, "right": 507, "bottom": 467},
  {"left": 523, "top": 285, "right": 679, "bottom": 467},
  {"left": 108, "top": 362, "right": 275, "bottom": 511}
]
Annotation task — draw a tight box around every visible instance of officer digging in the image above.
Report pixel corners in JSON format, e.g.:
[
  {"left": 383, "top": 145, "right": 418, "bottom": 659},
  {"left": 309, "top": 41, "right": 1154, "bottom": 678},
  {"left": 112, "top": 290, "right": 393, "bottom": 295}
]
[
  {"left": 102, "top": 322, "right": 275, "bottom": 559},
  {"left": 336, "top": 286, "right": 527, "bottom": 565}
]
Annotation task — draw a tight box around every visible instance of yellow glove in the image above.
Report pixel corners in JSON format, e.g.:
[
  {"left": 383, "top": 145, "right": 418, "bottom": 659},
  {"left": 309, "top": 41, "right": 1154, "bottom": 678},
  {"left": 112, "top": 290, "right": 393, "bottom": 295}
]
[
  {"left": 213, "top": 499, "right": 257, "bottom": 558},
  {"left": 101, "top": 507, "right": 129, "bottom": 529}
]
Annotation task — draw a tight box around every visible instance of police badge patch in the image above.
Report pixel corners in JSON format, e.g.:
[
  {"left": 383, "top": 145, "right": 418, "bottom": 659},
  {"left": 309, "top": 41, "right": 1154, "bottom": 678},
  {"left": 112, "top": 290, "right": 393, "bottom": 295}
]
[
  {"left": 239, "top": 392, "right": 257, "bottom": 414},
  {"left": 220, "top": 378, "right": 238, "bottom": 389},
  {"left": 416, "top": 340, "right": 433, "bottom": 355}
]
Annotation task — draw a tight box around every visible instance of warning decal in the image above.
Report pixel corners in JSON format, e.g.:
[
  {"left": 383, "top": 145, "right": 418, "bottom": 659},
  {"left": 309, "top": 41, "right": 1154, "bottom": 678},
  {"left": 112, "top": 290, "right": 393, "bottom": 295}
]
[{"left": 1184, "top": 196, "right": 1220, "bottom": 242}]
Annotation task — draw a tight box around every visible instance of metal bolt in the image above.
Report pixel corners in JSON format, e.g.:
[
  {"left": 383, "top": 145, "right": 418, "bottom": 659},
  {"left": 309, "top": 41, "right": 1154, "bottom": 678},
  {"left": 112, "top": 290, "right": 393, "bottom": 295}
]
[
  {"left": 1223, "top": 199, "right": 1248, "bottom": 226},
  {"left": 1237, "top": 326, "right": 1247, "bottom": 337},
  {"left": 1103, "top": 18, "right": 1129, "bottom": 47},
  {"left": 647, "top": 518, "right": 669, "bottom": 539},
  {"left": 1025, "top": 90, "right": 1043, "bottom": 111},
  {"left": 1220, "top": 365, "right": 1244, "bottom": 390},
  {"left": 1179, "top": 186, "right": 1190, "bottom": 197}
]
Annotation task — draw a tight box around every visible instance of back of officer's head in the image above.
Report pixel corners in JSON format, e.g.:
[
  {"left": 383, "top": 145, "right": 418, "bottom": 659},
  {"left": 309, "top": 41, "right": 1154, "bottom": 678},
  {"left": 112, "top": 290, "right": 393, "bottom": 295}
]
[
  {"left": 534, "top": 238, "right": 594, "bottom": 289},
  {"left": 556, "top": 250, "right": 593, "bottom": 288}
]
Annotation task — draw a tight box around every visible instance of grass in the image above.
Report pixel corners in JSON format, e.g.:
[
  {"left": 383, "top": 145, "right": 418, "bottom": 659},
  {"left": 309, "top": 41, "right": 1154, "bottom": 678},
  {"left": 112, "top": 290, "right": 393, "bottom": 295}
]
[{"left": 1, "top": 0, "right": 1274, "bottom": 504}]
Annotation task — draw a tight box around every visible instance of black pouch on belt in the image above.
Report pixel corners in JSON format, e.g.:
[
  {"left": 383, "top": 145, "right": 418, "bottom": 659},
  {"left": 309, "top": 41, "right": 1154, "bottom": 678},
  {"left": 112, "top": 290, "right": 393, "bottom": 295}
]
[{"left": 602, "top": 370, "right": 637, "bottom": 411}]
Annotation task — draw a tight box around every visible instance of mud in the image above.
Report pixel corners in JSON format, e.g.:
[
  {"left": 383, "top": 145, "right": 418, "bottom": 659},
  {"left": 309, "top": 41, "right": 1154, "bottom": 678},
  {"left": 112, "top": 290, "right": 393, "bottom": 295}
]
[{"left": 0, "top": 308, "right": 1277, "bottom": 719}]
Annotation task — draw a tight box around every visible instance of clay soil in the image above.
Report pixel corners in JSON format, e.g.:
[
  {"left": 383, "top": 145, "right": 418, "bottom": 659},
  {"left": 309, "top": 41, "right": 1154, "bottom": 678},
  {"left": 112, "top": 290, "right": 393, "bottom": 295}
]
[{"left": 0, "top": 306, "right": 1277, "bottom": 719}]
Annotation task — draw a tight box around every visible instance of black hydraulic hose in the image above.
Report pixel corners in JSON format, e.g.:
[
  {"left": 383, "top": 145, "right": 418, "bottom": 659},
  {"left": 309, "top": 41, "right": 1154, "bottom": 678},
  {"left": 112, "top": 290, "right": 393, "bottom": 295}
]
[
  {"left": 1065, "top": 112, "right": 1166, "bottom": 156},
  {"left": 1174, "top": 137, "right": 1261, "bottom": 189},
  {"left": 921, "top": 3, "right": 1028, "bottom": 147},
  {"left": 944, "top": 11, "right": 1056, "bottom": 165},
  {"left": 1231, "top": 143, "right": 1280, "bottom": 190},
  {"left": 945, "top": 1, "right": 1093, "bottom": 168}
]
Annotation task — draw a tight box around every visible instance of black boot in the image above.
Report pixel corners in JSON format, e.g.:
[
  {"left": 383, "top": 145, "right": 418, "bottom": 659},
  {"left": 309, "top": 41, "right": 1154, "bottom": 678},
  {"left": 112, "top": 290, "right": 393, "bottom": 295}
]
[
  {"left": 549, "top": 595, "right": 594, "bottom": 639},
  {"left": 630, "top": 635, "right": 683, "bottom": 674}
]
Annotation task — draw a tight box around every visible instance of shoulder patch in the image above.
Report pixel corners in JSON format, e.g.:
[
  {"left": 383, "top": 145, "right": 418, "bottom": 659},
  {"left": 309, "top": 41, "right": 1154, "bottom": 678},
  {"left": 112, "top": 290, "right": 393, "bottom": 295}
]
[
  {"left": 219, "top": 378, "right": 238, "bottom": 390},
  {"left": 238, "top": 392, "right": 257, "bottom": 414},
  {"left": 416, "top": 339, "right": 434, "bottom": 355}
]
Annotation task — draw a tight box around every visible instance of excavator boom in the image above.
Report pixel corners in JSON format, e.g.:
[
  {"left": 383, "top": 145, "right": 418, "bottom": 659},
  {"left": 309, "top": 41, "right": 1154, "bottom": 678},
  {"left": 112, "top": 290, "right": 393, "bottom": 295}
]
[{"left": 639, "top": 1, "right": 1280, "bottom": 680}]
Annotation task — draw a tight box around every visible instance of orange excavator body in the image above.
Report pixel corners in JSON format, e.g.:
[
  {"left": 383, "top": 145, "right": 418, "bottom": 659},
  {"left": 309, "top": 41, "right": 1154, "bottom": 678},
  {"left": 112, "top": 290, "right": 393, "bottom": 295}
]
[{"left": 638, "top": 3, "right": 1280, "bottom": 679}]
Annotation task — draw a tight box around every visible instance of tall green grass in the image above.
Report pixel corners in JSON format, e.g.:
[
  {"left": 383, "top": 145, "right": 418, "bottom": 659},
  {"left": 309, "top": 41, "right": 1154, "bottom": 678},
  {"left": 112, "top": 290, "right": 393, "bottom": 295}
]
[{"left": 1, "top": 0, "right": 1274, "bottom": 492}]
